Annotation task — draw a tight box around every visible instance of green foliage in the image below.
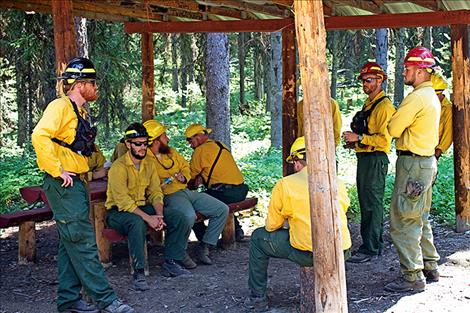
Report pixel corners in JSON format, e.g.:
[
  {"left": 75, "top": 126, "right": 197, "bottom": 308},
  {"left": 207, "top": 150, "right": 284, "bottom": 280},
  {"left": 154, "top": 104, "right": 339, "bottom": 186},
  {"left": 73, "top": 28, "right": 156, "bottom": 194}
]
[
  {"left": 239, "top": 147, "right": 282, "bottom": 194},
  {"left": 431, "top": 153, "right": 455, "bottom": 224},
  {"left": 0, "top": 146, "right": 43, "bottom": 214}
]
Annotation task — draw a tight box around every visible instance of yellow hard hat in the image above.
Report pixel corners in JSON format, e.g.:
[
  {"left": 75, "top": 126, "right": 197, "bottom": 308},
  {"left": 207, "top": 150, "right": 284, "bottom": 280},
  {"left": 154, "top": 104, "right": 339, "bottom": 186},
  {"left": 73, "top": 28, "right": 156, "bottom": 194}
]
[
  {"left": 143, "top": 119, "right": 166, "bottom": 142},
  {"left": 184, "top": 123, "right": 212, "bottom": 139},
  {"left": 286, "top": 136, "right": 306, "bottom": 163},
  {"left": 430, "top": 73, "right": 448, "bottom": 94}
]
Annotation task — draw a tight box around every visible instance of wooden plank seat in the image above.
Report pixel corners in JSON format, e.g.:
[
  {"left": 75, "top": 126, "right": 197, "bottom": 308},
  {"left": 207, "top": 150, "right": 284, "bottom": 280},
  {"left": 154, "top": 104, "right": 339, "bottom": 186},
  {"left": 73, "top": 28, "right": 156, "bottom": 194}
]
[
  {"left": 0, "top": 193, "right": 52, "bottom": 264},
  {"left": 98, "top": 197, "right": 258, "bottom": 273}
]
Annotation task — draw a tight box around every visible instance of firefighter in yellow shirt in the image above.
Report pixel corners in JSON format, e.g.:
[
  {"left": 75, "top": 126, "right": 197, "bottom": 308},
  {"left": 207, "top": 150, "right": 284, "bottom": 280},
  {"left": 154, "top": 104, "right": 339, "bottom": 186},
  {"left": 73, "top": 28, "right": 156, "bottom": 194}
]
[
  {"left": 245, "top": 137, "right": 351, "bottom": 309},
  {"left": 297, "top": 98, "right": 342, "bottom": 146},
  {"left": 31, "top": 58, "right": 133, "bottom": 313},
  {"left": 143, "top": 120, "right": 228, "bottom": 272},
  {"left": 342, "top": 62, "right": 395, "bottom": 263},
  {"left": 431, "top": 72, "right": 453, "bottom": 159},
  {"left": 385, "top": 47, "right": 440, "bottom": 293},
  {"left": 87, "top": 144, "right": 108, "bottom": 181},
  {"left": 105, "top": 123, "right": 164, "bottom": 291},
  {"left": 185, "top": 123, "right": 248, "bottom": 242}
]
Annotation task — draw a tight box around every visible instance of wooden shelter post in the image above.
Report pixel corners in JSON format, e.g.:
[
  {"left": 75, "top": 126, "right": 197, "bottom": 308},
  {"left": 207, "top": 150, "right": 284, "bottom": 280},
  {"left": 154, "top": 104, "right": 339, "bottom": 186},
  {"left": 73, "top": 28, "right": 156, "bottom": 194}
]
[
  {"left": 451, "top": 24, "right": 470, "bottom": 233},
  {"left": 294, "top": 1, "right": 347, "bottom": 312},
  {"left": 51, "top": 0, "right": 76, "bottom": 94},
  {"left": 282, "top": 25, "right": 297, "bottom": 176},
  {"left": 141, "top": 33, "right": 155, "bottom": 122}
]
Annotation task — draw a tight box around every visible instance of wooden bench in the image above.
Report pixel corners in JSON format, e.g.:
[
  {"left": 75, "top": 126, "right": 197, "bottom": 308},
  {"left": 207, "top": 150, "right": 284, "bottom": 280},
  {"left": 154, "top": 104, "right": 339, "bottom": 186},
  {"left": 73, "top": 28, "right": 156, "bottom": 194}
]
[{"left": 95, "top": 197, "right": 258, "bottom": 272}]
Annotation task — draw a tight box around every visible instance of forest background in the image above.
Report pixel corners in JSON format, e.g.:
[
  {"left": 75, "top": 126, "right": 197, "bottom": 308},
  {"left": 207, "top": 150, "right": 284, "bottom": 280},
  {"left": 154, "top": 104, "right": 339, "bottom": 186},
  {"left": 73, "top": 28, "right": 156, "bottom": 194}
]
[{"left": 0, "top": 10, "right": 456, "bottom": 227}]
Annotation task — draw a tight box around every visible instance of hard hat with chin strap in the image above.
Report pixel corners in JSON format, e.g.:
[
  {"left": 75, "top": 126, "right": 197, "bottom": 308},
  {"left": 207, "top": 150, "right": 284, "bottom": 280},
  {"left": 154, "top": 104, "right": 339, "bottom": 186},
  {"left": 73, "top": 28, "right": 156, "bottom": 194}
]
[
  {"left": 143, "top": 120, "right": 167, "bottom": 143},
  {"left": 185, "top": 123, "right": 212, "bottom": 139},
  {"left": 124, "top": 123, "right": 148, "bottom": 140},
  {"left": 58, "top": 57, "right": 97, "bottom": 85},
  {"left": 404, "top": 47, "right": 436, "bottom": 72},
  {"left": 358, "top": 62, "right": 387, "bottom": 81},
  {"left": 286, "top": 136, "right": 306, "bottom": 163}
]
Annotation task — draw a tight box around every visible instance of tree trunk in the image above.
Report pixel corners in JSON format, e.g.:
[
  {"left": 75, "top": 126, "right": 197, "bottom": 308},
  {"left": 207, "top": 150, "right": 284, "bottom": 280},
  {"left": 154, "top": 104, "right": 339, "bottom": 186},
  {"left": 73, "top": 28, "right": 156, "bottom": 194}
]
[
  {"left": 171, "top": 33, "right": 179, "bottom": 92},
  {"left": 375, "top": 28, "right": 388, "bottom": 91},
  {"left": 181, "top": 34, "right": 193, "bottom": 108},
  {"left": 268, "top": 32, "right": 282, "bottom": 148},
  {"left": 253, "top": 32, "right": 264, "bottom": 101},
  {"left": 422, "top": 26, "right": 432, "bottom": 48},
  {"left": 393, "top": 28, "right": 405, "bottom": 107},
  {"left": 328, "top": 30, "right": 338, "bottom": 99},
  {"left": 16, "top": 36, "right": 28, "bottom": 146},
  {"left": 238, "top": 32, "right": 247, "bottom": 114},
  {"left": 206, "top": 33, "right": 231, "bottom": 149},
  {"left": 74, "top": 17, "right": 88, "bottom": 58}
]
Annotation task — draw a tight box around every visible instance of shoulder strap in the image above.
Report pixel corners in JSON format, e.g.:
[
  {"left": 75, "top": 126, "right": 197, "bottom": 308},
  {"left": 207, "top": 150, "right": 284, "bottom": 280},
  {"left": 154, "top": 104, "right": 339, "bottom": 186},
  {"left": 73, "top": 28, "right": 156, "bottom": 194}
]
[
  {"left": 206, "top": 141, "right": 228, "bottom": 188},
  {"left": 364, "top": 96, "right": 388, "bottom": 114},
  {"left": 51, "top": 98, "right": 80, "bottom": 149}
]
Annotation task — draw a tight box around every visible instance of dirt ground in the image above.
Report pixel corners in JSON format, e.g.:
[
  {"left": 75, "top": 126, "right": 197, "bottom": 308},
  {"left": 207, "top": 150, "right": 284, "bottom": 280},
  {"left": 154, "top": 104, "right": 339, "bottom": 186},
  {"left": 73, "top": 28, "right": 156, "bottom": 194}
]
[{"left": 1, "top": 219, "right": 469, "bottom": 313}]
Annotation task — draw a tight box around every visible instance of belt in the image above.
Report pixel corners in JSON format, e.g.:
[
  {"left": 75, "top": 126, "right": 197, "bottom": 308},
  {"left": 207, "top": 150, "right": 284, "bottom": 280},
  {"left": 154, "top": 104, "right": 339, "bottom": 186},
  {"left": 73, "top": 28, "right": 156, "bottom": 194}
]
[
  {"left": 356, "top": 151, "right": 386, "bottom": 157},
  {"left": 396, "top": 150, "right": 425, "bottom": 157},
  {"left": 210, "top": 183, "right": 244, "bottom": 190},
  {"left": 48, "top": 173, "right": 87, "bottom": 183}
]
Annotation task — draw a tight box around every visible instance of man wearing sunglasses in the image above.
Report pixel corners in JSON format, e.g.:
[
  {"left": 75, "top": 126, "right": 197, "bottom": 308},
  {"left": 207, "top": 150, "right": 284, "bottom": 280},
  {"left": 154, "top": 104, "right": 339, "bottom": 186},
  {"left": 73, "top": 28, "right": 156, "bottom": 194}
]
[
  {"left": 342, "top": 62, "right": 395, "bottom": 264},
  {"left": 385, "top": 47, "right": 440, "bottom": 293},
  {"left": 143, "top": 120, "right": 229, "bottom": 273},
  {"left": 105, "top": 123, "right": 165, "bottom": 291},
  {"left": 32, "top": 58, "right": 134, "bottom": 313},
  {"left": 245, "top": 137, "right": 351, "bottom": 310},
  {"left": 184, "top": 123, "right": 249, "bottom": 242}
]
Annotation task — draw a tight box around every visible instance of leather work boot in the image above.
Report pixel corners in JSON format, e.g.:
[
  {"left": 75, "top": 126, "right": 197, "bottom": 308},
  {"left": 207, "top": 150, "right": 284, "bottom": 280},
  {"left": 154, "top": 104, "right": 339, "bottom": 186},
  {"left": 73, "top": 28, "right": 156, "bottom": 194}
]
[
  {"left": 346, "top": 252, "right": 372, "bottom": 263},
  {"left": 132, "top": 271, "right": 150, "bottom": 291},
  {"left": 176, "top": 252, "right": 197, "bottom": 269},
  {"left": 161, "top": 259, "right": 192, "bottom": 277},
  {"left": 235, "top": 226, "right": 245, "bottom": 242},
  {"left": 101, "top": 299, "right": 135, "bottom": 313},
  {"left": 63, "top": 299, "right": 99, "bottom": 313},
  {"left": 243, "top": 292, "right": 269, "bottom": 312},
  {"left": 423, "top": 269, "right": 440, "bottom": 282},
  {"left": 194, "top": 242, "right": 213, "bottom": 265},
  {"left": 384, "top": 277, "right": 425, "bottom": 293}
]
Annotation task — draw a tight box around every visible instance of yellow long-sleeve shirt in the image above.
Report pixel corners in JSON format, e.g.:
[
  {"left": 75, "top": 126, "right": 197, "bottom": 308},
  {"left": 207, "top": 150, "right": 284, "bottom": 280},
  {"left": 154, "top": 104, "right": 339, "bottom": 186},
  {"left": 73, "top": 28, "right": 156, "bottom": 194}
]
[
  {"left": 147, "top": 148, "right": 191, "bottom": 195},
  {"left": 355, "top": 91, "right": 396, "bottom": 153},
  {"left": 297, "top": 99, "right": 342, "bottom": 147},
  {"left": 105, "top": 152, "right": 163, "bottom": 212},
  {"left": 32, "top": 96, "right": 89, "bottom": 177},
  {"left": 388, "top": 81, "right": 441, "bottom": 156},
  {"left": 265, "top": 167, "right": 352, "bottom": 252},
  {"left": 190, "top": 139, "right": 244, "bottom": 188},
  {"left": 436, "top": 96, "right": 453, "bottom": 153},
  {"left": 111, "top": 142, "right": 128, "bottom": 162},
  {"left": 87, "top": 145, "right": 106, "bottom": 181}
]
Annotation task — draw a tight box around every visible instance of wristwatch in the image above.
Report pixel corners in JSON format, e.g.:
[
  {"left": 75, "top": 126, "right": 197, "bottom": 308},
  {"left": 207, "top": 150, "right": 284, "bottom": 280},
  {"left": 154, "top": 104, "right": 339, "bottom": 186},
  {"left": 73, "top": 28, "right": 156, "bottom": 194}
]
[{"left": 358, "top": 135, "right": 363, "bottom": 142}]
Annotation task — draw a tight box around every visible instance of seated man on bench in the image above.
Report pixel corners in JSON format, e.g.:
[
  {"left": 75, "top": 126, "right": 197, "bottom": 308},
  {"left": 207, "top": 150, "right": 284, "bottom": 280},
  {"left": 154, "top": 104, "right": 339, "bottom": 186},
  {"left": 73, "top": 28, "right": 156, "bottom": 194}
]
[
  {"left": 185, "top": 123, "right": 249, "bottom": 242},
  {"left": 245, "top": 136, "right": 352, "bottom": 310},
  {"left": 106, "top": 123, "right": 165, "bottom": 291},
  {"left": 143, "top": 120, "right": 229, "bottom": 272}
]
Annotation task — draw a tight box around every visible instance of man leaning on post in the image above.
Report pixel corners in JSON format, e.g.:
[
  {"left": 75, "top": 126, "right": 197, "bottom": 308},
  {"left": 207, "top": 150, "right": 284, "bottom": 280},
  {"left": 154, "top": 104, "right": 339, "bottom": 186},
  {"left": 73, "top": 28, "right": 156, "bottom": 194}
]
[
  {"left": 245, "top": 136, "right": 352, "bottom": 310},
  {"left": 385, "top": 46, "right": 441, "bottom": 293},
  {"left": 32, "top": 57, "right": 134, "bottom": 313}
]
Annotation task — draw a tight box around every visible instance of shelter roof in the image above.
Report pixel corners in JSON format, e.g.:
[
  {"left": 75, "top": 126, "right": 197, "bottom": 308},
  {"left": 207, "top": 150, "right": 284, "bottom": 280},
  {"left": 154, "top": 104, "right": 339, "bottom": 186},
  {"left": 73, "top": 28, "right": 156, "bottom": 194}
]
[{"left": 1, "top": 0, "right": 469, "bottom": 23}]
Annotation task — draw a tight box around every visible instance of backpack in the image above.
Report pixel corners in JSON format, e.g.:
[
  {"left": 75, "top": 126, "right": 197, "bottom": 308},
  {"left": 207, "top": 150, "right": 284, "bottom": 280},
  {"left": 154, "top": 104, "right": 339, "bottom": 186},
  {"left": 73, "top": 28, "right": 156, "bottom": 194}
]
[
  {"left": 350, "top": 96, "right": 388, "bottom": 135},
  {"left": 52, "top": 98, "right": 97, "bottom": 157}
]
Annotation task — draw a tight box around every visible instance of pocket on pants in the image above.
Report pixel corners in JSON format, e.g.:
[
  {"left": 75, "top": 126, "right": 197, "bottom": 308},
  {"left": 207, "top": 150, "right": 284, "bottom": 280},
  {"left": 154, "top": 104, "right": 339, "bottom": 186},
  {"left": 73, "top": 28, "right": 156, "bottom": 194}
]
[
  {"left": 397, "top": 192, "right": 423, "bottom": 219},
  {"left": 59, "top": 220, "right": 86, "bottom": 243}
]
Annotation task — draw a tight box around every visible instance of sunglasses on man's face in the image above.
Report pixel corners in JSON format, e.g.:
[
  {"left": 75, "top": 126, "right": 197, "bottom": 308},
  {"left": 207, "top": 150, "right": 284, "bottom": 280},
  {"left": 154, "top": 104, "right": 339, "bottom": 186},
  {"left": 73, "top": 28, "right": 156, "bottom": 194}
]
[
  {"left": 130, "top": 141, "right": 148, "bottom": 147},
  {"left": 361, "top": 77, "right": 378, "bottom": 84}
]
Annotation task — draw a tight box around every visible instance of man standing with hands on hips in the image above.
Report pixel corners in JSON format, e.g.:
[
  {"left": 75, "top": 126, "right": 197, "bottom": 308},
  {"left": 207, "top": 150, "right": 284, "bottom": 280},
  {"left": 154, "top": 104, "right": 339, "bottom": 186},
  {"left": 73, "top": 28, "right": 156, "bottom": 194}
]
[
  {"left": 385, "top": 47, "right": 441, "bottom": 293},
  {"left": 32, "top": 58, "right": 134, "bottom": 313}
]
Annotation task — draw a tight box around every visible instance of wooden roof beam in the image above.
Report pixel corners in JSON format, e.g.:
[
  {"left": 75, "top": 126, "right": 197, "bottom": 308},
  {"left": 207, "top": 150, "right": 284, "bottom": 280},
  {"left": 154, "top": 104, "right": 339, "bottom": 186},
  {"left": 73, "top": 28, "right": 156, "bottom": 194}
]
[
  {"left": 405, "top": 0, "right": 440, "bottom": 11},
  {"left": 198, "top": 0, "right": 292, "bottom": 18},
  {"left": 329, "top": 0, "right": 383, "bottom": 14},
  {"left": 124, "top": 18, "right": 294, "bottom": 33},
  {"left": 325, "top": 9, "right": 470, "bottom": 30}
]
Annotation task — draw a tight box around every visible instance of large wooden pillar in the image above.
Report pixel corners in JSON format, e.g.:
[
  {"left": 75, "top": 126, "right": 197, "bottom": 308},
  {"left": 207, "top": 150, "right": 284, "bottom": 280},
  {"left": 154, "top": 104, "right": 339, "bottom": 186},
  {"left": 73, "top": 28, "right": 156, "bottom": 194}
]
[
  {"left": 282, "top": 25, "right": 297, "bottom": 176},
  {"left": 451, "top": 25, "right": 470, "bottom": 233},
  {"left": 294, "top": 1, "right": 347, "bottom": 313},
  {"left": 51, "top": 0, "right": 77, "bottom": 95},
  {"left": 141, "top": 33, "right": 155, "bottom": 122}
]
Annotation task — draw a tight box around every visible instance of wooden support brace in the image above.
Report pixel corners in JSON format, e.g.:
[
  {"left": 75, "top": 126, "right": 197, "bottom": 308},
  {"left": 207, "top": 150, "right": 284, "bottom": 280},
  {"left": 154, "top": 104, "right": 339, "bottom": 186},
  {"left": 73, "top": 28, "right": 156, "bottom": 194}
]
[
  {"left": 148, "top": 228, "right": 164, "bottom": 246},
  {"left": 92, "top": 201, "right": 112, "bottom": 264},
  {"left": 220, "top": 212, "right": 235, "bottom": 249},
  {"left": 18, "top": 221, "right": 36, "bottom": 264}
]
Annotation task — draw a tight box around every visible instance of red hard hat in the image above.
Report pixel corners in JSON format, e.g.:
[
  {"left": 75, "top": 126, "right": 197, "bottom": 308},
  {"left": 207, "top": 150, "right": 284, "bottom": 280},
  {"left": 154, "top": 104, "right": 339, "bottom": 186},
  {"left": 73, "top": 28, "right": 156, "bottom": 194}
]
[
  {"left": 404, "top": 46, "right": 436, "bottom": 68},
  {"left": 358, "top": 62, "right": 387, "bottom": 80}
]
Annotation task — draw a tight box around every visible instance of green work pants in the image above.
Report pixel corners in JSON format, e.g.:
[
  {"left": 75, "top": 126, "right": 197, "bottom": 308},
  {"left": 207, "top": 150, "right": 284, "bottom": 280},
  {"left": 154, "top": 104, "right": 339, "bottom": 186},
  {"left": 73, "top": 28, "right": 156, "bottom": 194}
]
[
  {"left": 390, "top": 155, "right": 440, "bottom": 281},
  {"left": 43, "top": 175, "right": 116, "bottom": 311},
  {"left": 106, "top": 205, "right": 156, "bottom": 271},
  {"left": 356, "top": 152, "right": 389, "bottom": 255},
  {"left": 163, "top": 189, "right": 228, "bottom": 260},
  {"left": 248, "top": 228, "right": 313, "bottom": 295},
  {"left": 193, "top": 183, "right": 249, "bottom": 239}
]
